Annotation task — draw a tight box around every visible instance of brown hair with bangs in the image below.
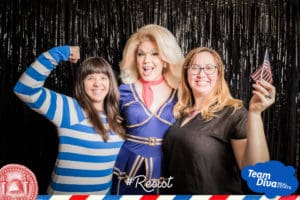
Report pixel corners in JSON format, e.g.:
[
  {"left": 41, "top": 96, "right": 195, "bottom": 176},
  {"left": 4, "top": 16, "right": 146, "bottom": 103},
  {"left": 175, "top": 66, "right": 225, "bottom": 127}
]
[{"left": 74, "top": 57, "right": 125, "bottom": 141}]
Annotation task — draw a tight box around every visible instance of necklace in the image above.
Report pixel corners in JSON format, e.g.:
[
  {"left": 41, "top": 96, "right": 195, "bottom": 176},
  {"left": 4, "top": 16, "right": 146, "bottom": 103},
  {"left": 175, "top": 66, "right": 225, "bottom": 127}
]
[{"left": 189, "top": 107, "right": 201, "bottom": 116}]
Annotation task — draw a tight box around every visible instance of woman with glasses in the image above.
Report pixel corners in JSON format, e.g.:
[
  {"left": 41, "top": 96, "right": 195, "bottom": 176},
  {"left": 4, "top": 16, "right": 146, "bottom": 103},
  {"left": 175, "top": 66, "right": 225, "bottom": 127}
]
[{"left": 162, "top": 47, "right": 276, "bottom": 194}]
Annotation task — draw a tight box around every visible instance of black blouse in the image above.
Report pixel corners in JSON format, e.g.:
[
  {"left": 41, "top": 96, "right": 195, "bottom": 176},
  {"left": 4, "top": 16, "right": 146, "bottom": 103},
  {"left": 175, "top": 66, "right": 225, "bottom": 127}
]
[{"left": 163, "top": 106, "right": 248, "bottom": 194}]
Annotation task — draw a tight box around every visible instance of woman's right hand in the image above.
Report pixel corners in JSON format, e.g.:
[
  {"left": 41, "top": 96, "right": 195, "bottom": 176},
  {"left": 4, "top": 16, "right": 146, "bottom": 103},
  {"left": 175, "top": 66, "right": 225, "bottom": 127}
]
[{"left": 69, "top": 46, "right": 80, "bottom": 63}]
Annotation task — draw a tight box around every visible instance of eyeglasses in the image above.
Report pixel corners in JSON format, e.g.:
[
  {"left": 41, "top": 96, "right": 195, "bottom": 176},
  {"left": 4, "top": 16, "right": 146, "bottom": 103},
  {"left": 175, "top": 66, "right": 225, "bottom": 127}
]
[{"left": 186, "top": 64, "right": 217, "bottom": 75}]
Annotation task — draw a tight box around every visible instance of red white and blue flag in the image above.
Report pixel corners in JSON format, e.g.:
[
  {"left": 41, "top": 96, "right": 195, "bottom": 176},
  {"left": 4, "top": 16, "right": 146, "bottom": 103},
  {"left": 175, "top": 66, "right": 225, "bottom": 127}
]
[{"left": 250, "top": 49, "right": 273, "bottom": 84}]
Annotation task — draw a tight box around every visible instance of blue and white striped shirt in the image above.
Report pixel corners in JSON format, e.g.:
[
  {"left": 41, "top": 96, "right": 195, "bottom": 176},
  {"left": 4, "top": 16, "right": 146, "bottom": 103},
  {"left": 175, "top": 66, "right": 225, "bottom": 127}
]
[{"left": 14, "top": 46, "right": 124, "bottom": 194}]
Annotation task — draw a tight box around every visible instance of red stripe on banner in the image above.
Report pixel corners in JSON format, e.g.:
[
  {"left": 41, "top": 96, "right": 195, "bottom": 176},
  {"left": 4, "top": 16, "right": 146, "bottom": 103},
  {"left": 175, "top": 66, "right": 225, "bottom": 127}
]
[
  {"left": 140, "top": 195, "right": 160, "bottom": 200},
  {"left": 209, "top": 195, "right": 229, "bottom": 200},
  {"left": 279, "top": 195, "right": 300, "bottom": 200},
  {"left": 69, "top": 195, "right": 89, "bottom": 200}
]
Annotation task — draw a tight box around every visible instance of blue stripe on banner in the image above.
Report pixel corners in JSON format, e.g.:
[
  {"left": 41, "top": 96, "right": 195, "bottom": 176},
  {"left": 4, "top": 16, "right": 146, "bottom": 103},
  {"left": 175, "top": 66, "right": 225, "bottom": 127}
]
[
  {"left": 54, "top": 167, "right": 113, "bottom": 177},
  {"left": 103, "top": 195, "right": 123, "bottom": 200},
  {"left": 33, "top": 195, "right": 300, "bottom": 199},
  {"left": 243, "top": 195, "right": 264, "bottom": 200},
  {"left": 58, "top": 152, "right": 117, "bottom": 162},
  {"left": 173, "top": 195, "right": 193, "bottom": 199},
  {"left": 36, "top": 195, "right": 52, "bottom": 200},
  {"left": 60, "top": 136, "right": 124, "bottom": 148},
  {"left": 50, "top": 182, "right": 111, "bottom": 192},
  {"left": 46, "top": 90, "right": 57, "bottom": 120}
]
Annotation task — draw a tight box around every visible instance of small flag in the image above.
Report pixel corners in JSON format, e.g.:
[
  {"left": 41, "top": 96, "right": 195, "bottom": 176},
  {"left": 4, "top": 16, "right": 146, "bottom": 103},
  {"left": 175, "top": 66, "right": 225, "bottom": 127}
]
[{"left": 250, "top": 49, "right": 273, "bottom": 84}]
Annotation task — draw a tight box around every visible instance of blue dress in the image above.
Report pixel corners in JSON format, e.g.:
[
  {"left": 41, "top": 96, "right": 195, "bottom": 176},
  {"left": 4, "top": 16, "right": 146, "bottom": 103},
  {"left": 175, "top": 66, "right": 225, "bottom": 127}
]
[{"left": 111, "top": 83, "right": 177, "bottom": 194}]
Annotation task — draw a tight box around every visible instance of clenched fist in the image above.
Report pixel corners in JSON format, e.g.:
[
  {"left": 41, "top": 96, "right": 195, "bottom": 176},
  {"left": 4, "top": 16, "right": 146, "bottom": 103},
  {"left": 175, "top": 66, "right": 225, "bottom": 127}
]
[{"left": 69, "top": 46, "right": 80, "bottom": 63}]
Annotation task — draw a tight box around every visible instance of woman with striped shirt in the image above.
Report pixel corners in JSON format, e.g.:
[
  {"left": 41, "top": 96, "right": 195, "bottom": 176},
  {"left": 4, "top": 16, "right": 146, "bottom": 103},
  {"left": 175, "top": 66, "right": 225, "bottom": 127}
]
[{"left": 14, "top": 45, "right": 125, "bottom": 194}]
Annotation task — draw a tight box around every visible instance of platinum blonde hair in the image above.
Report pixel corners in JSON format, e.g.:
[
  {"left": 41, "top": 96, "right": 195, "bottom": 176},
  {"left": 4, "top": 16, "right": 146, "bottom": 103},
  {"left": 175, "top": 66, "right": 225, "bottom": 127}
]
[{"left": 119, "top": 24, "right": 184, "bottom": 89}]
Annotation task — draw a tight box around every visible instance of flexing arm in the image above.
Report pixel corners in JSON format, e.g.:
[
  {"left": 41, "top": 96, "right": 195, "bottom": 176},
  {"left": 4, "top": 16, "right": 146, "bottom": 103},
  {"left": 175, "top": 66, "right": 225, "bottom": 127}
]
[
  {"left": 13, "top": 45, "right": 80, "bottom": 126},
  {"left": 232, "top": 80, "right": 276, "bottom": 169}
]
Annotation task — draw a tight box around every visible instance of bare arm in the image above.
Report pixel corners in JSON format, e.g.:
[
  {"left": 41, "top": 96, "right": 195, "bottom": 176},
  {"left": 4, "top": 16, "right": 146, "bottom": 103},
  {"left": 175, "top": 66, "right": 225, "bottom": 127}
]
[{"left": 232, "top": 80, "right": 276, "bottom": 169}]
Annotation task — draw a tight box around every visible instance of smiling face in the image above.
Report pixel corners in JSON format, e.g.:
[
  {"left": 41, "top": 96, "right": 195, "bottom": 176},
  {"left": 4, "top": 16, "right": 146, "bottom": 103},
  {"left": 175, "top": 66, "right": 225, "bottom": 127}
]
[
  {"left": 187, "top": 51, "right": 219, "bottom": 98},
  {"left": 136, "top": 40, "right": 164, "bottom": 81},
  {"left": 84, "top": 73, "right": 110, "bottom": 110}
]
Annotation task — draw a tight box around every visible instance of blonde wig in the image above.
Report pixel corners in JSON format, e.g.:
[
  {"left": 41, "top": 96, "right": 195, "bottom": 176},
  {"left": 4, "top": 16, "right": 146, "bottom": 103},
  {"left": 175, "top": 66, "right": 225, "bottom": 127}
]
[
  {"left": 119, "top": 24, "right": 184, "bottom": 89},
  {"left": 174, "top": 47, "right": 243, "bottom": 120}
]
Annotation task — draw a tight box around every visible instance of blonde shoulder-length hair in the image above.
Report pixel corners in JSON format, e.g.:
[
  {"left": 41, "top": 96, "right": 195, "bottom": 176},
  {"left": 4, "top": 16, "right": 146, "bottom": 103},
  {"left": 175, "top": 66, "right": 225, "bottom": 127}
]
[
  {"left": 119, "top": 24, "right": 184, "bottom": 89},
  {"left": 174, "top": 47, "right": 243, "bottom": 120}
]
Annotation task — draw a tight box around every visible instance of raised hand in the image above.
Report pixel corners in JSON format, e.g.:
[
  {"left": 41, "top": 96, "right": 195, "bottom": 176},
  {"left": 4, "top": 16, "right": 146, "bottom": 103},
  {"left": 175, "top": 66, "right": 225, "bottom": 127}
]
[
  {"left": 69, "top": 46, "right": 80, "bottom": 63},
  {"left": 249, "top": 79, "right": 276, "bottom": 113}
]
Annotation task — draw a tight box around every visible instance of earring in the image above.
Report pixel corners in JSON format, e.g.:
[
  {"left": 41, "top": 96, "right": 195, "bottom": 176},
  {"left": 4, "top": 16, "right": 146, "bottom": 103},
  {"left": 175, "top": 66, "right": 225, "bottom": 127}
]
[{"left": 163, "top": 63, "right": 167, "bottom": 68}]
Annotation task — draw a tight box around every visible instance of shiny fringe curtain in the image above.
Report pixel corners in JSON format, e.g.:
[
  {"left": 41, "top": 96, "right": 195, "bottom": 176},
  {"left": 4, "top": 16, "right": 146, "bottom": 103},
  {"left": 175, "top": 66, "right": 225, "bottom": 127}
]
[{"left": 0, "top": 0, "right": 299, "bottom": 194}]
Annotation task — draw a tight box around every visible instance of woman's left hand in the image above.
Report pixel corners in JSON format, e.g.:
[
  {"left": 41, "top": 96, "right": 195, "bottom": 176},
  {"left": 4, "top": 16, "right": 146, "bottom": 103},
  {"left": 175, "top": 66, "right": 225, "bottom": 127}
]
[
  {"left": 249, "top": 79, "right": 276, "bottom": 113},
  {"left": 69, "top": 46, "right": 80, "bottom": 63}
]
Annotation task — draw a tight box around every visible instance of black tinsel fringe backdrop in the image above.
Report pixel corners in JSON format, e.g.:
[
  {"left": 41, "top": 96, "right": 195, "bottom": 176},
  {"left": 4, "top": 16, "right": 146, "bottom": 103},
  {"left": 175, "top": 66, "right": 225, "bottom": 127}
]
[{"left": 0, "top": 0, "right": 299, "bottom": 194}]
